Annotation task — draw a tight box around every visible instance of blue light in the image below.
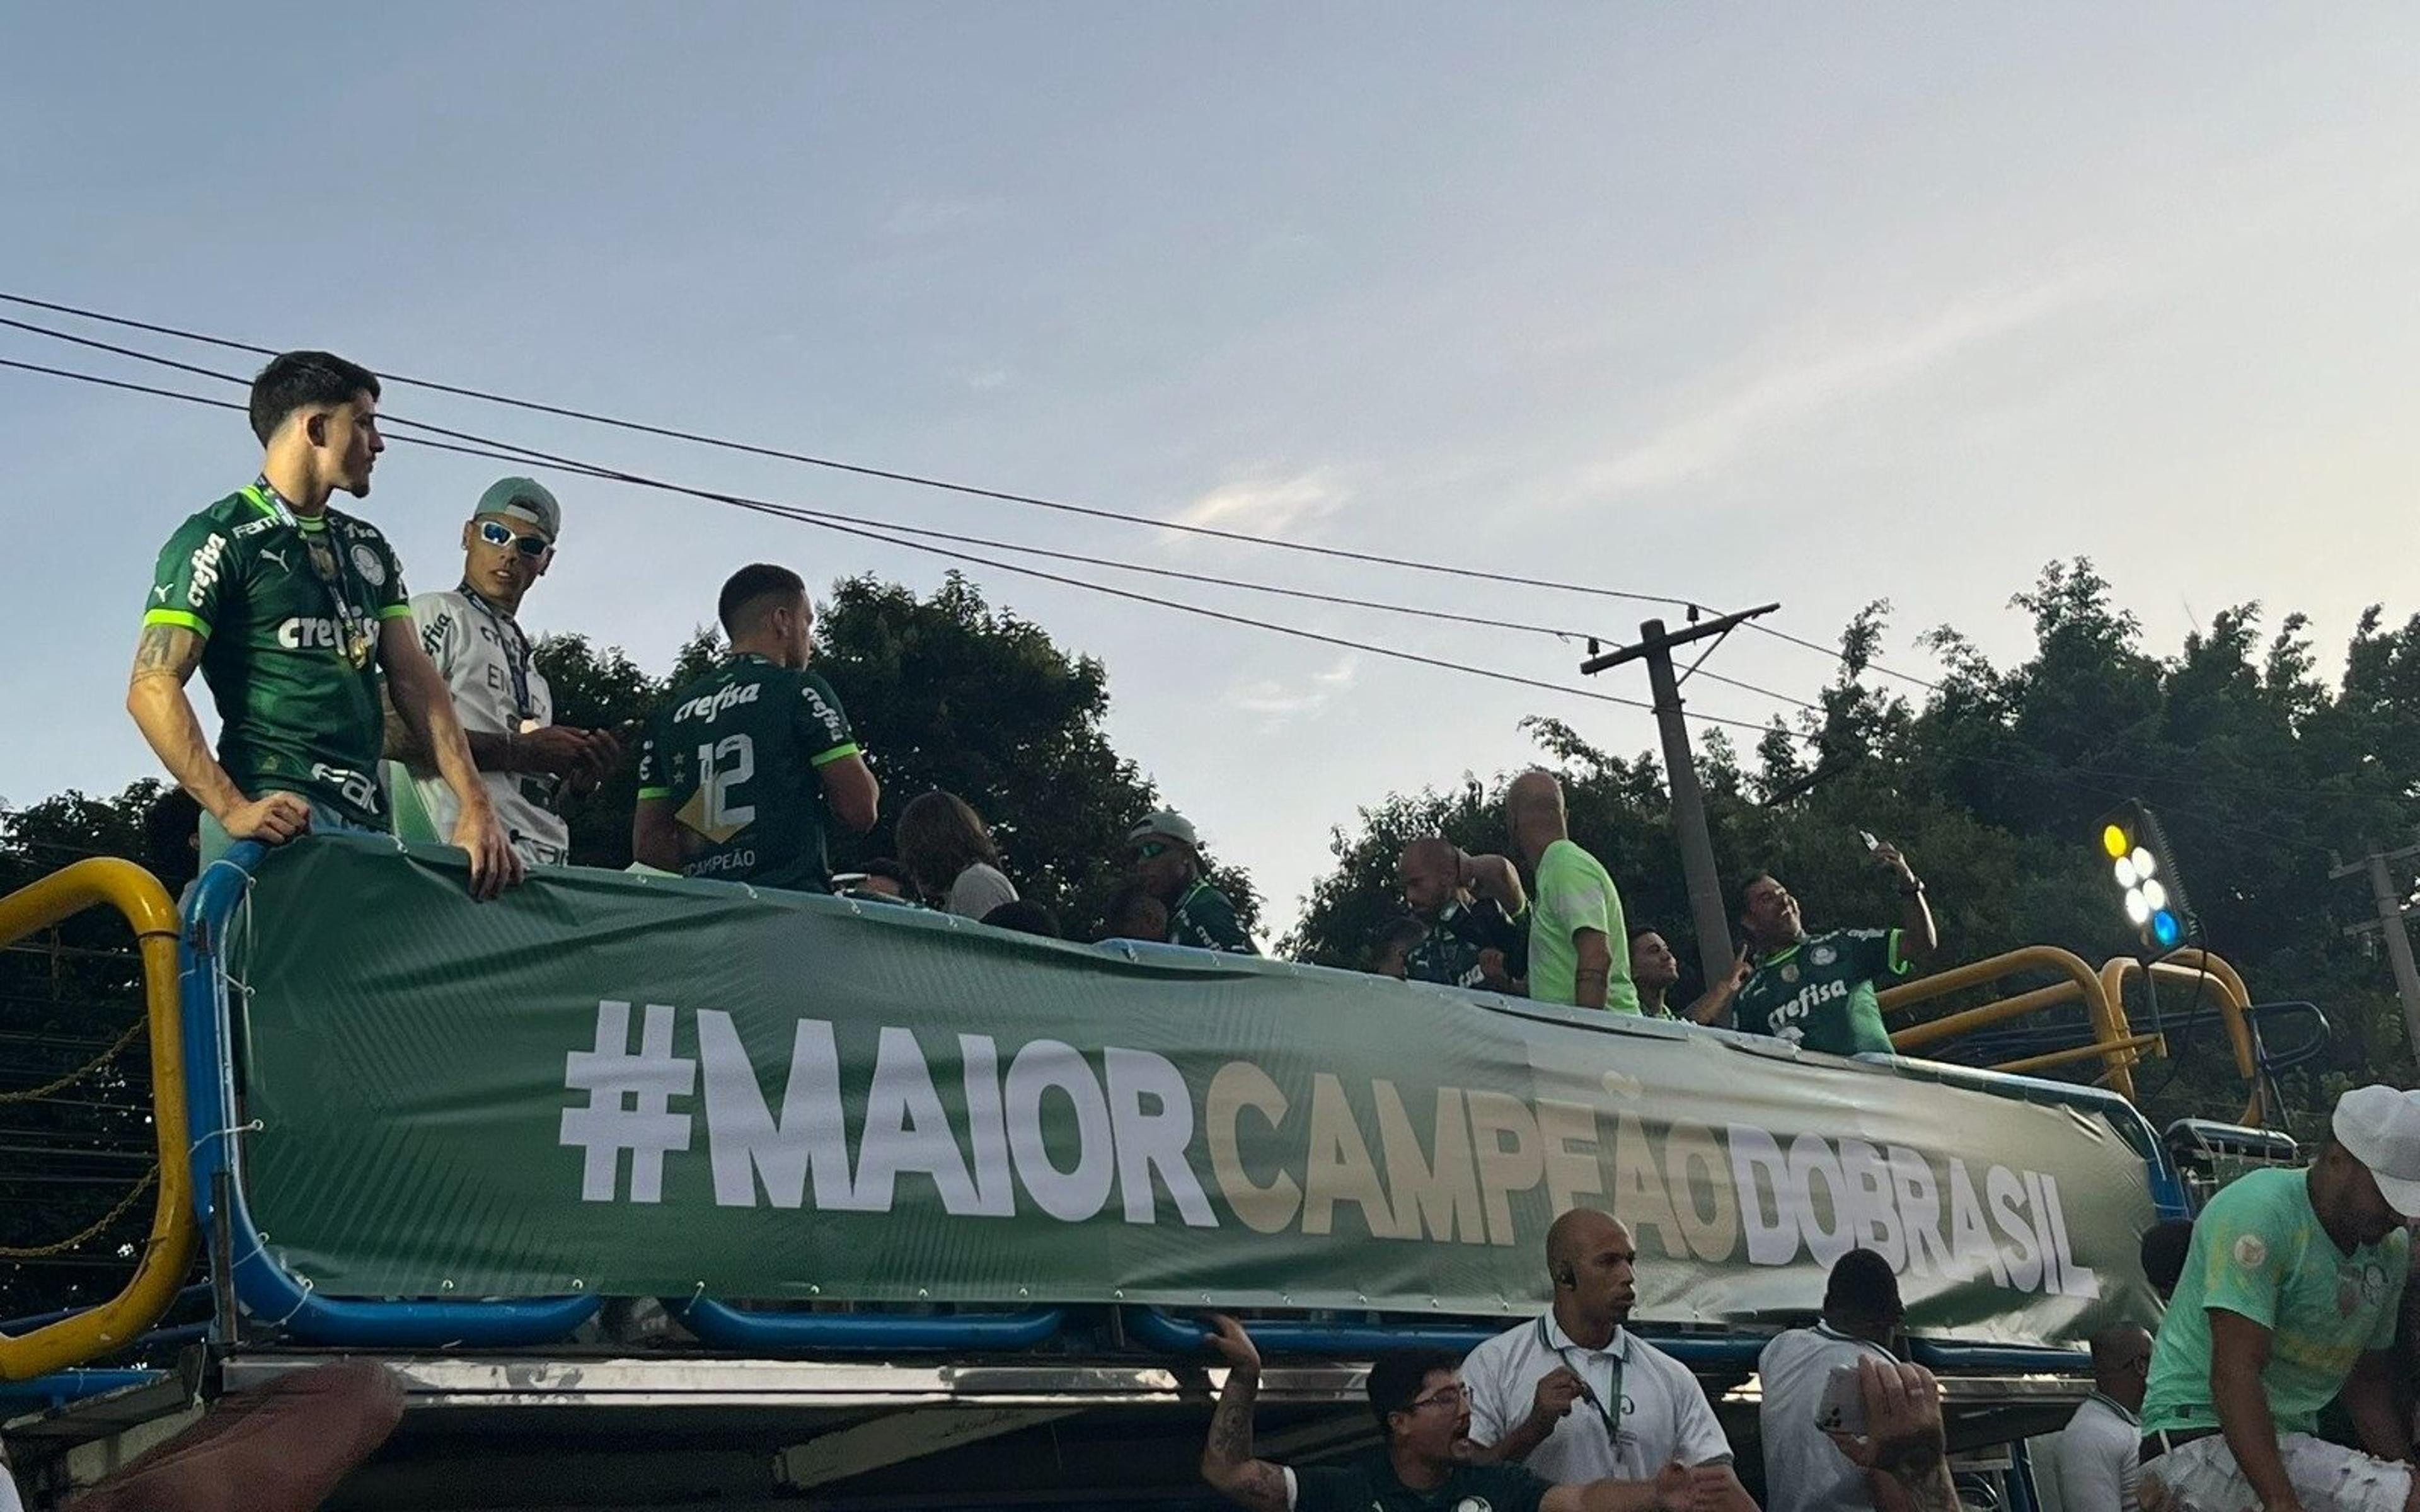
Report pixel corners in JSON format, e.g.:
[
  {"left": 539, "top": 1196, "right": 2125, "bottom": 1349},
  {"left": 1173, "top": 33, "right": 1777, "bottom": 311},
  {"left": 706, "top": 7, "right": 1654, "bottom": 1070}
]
[{"left": 2151, "top": 910, "right": 2182, "bottom": 948}]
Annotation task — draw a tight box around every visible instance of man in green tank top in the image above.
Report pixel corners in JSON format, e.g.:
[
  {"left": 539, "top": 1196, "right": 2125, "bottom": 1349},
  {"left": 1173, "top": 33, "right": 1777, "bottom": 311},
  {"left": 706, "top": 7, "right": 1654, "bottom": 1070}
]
[
  {"left": 128, "top": 351, "right": 520, "bottom": 898},
  {"left": 633, "top": 564, "right": 880, "bottom": 891}
]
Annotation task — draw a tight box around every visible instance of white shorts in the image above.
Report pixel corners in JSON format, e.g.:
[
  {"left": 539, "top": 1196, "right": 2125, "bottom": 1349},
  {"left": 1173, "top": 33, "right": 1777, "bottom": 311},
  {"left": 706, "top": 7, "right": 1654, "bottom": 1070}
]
[{"left": 2140, "top": 1430, "right": 2411, "bottom": 1512}]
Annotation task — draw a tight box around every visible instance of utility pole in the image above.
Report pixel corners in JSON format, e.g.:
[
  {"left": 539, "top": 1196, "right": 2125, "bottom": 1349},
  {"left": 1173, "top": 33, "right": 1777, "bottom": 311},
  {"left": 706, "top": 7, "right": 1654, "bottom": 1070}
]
[
  {"left": 2335, "top": 839, "right": 2420, "bottom": 1063},
  {"left": 1580, "top": 604, "right": 1780, "bottom": 992}
]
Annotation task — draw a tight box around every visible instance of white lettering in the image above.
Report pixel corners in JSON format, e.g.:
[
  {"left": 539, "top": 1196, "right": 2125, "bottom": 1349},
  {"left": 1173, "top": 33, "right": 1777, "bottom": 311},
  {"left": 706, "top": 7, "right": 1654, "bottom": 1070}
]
[
  {"left": 1003, "top": 1040, "right": 1114, "bottom": 1223},
  {"left": 1729, "top": 1125, "right": 1799, "bottom": 1265},
  {"left": 852, "top": 1026, "right": 982, "bottom": 1215},
  {"left": 696, "top": 1011, "right": 863, "bottom": 1211},
  {"left": 1103, "top": 1046, "right": 1216, "bottom": 1228}
]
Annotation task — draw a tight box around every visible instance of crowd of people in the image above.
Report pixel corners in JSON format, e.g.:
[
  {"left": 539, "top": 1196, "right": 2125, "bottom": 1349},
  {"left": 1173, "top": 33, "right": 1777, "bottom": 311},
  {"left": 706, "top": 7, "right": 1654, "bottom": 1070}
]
[{"left": 1192, "top": 1081, "right": 2420, "bottom": 1512}]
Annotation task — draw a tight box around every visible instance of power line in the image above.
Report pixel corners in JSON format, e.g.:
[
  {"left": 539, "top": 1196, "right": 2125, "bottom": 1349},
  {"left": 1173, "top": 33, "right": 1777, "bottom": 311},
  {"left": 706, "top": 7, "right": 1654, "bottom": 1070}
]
[
  {"left": 0, "top": 352, "right": 1816, "bottom": 739},
  {"left": 1744, "top": 620, "right": 1944, "bottom": 693},
  {"left": 0, "top": 291, "right": 1714, "bottom": 613}
]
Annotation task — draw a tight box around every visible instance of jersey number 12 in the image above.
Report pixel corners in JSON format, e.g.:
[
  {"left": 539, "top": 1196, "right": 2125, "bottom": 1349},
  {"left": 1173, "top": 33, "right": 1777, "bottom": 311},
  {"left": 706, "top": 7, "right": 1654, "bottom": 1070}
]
[{"left": 696, "top": 735, "right": 757, "bottom": 833}]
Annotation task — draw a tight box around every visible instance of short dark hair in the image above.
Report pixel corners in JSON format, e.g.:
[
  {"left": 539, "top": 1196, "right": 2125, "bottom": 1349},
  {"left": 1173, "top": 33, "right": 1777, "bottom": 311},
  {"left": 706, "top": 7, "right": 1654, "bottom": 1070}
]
[
  {"left": 248, "top": 350, "right": 379, "bottom": 445},
  {"left": 981, "top": 900, "right": 1061, "bottom": 939},
  {"left": 1823, "top": 1247, "right": 1903, "bottom": 1326},
  {"left": 2140, "top": 1217, "right": 2194, "bottom": 1299},
  {"left": 718, "top": 564, "right": 807, "bottom": 634},
  {"left": 1628, "top": 924, "right": 1661, "bottom": 946},
  {"left": 1732, "top": 872, "right": 1778, "bottom": 920},
  {"left": 1365, "top": 1349, "right": 1460, "bottom": 1435}
]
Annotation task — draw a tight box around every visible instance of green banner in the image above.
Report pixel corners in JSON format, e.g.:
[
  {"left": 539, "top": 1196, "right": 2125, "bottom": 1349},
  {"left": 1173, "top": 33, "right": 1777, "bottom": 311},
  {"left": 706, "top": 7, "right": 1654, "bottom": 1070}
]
[{"left": 236, "top": 838, "right": 2158, "bottom": 1344}]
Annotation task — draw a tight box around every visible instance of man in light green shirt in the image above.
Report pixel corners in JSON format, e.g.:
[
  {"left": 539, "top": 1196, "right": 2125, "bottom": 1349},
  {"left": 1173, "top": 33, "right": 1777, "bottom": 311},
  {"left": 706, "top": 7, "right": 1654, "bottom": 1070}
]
[
  {"left": 1504, "top": 771, "right": 1637, "bottom": 1012},
  {"left": 2139, "top": 1084, "right": 2420, "bottom": 1512}
]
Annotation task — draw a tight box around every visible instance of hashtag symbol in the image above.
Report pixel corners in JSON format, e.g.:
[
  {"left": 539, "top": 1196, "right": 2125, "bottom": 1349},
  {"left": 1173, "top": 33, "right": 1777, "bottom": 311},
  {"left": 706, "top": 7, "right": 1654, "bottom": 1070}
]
[{"left": 558, "top": 1000, "right": 696, "bottom": 1203}]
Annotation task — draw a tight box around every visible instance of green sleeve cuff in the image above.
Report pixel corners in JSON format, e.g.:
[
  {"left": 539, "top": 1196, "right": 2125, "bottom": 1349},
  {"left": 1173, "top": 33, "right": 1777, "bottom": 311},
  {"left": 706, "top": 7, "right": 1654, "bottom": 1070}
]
[
  {"left": 809, "top": 742, "right": 863, "bottom": 769},
  {"left": 1886, "top": 927, "right": 1913, "bottom": 976},
  {"left": 143, "top": 607, "right": 211, "bottom": 637},
  {"left": 635, "top": 786, "right": 672, "bottom": 801},
  {"left": 378, "top": 603, "right": 415, "bottom": 620}
]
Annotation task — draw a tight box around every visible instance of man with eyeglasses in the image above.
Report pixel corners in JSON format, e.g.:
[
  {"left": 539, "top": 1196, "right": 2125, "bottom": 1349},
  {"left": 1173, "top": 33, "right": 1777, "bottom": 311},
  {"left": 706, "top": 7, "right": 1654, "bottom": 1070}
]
[
  {"left": 1461, "top": 1209, "right": 1746, "bottom": 1505},
  {"left": 1197, "top": 1314, "right": 1723, "bottom": 1512},
  {"left": 129, "top": 350, "right": 519, "bottom": 898},
  {"left": 384, "top": 478, "right": 619, "bottom": 866},
  {"left": 1126, "top": 810, "right": 1256, "bottom": 954},
  {"left": 2053, "top": 1324, "right": 2152, "bottom": 1512}
]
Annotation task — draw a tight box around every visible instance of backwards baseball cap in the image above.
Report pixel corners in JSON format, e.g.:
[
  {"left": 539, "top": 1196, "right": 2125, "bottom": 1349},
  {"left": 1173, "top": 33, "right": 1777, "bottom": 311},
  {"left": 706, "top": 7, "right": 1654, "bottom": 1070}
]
[
  {"left": 2332, "top": 1084, "right": 2420, "bottom": 1218},
  {"left": 475, "top": 476, "right": 561, "bottom": 542},
  {"left": 1127, "top": 810, "right": 1199, "bottom": 852}
]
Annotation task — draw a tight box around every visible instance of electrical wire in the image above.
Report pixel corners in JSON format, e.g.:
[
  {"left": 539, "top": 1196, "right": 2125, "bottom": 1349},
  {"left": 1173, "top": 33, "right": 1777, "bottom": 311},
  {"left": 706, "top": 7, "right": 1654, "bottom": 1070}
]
[
  {"left": 0, "top": 352, "right": 1818, "bottom": 738},
  {"left": 0, "top": 292, "right": 1714, "bottom": 612}
]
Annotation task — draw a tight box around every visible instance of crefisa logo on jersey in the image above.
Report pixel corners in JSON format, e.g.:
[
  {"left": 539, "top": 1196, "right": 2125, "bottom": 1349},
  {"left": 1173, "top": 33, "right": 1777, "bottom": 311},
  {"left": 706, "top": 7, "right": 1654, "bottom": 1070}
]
[
  {"left": 672, "top": 682, "right": 763, "bottom": 724},
  {"left": 277, "top": 617, "right": 346, "bottom": 651},
  {"left": 187, "top": 534, "right": 230, "bottom": 606}
]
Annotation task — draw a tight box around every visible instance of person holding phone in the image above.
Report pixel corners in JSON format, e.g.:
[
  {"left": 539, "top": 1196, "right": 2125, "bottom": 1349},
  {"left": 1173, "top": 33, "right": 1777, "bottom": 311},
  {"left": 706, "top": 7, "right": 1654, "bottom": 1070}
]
[
  {"left": 1723, "top": 839, "right": 1937, "bottom": 1056},
  {"left": 1758, "top": 1249, "right": 1906, "bottom": 1512},
  {"left": 383, "top": 476, "right": 620, "bottom": 868}
]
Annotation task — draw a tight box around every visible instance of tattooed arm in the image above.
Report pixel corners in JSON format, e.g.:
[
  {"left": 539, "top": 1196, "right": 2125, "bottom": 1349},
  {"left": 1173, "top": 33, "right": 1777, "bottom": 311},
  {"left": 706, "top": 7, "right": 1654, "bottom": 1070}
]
[
  {"left": 126, "top": 622, "right": 311, "bottom": 844},
  {"left": 1199, "top": 1315, "right": 1292, "bottom": 1512},
  {"left": 1826, "top": 1359, "right": 1959, "bottom": 1512}
]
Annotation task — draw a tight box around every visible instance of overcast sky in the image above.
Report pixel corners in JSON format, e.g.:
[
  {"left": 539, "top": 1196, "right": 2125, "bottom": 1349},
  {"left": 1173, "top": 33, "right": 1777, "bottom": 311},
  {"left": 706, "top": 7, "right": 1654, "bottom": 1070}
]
[{"left": 3, "top": 4, "right": 2415, "bottom": 933}]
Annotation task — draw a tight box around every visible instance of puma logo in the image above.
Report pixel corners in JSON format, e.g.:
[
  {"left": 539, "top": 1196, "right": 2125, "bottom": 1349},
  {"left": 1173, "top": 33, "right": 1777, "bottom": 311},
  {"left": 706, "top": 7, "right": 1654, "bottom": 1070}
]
[
  {"left": 150, "top": 583, "right": 170, "bottom": 603},
  {"left": 260, "top": 547, "right": 291, "bottom": 571}
]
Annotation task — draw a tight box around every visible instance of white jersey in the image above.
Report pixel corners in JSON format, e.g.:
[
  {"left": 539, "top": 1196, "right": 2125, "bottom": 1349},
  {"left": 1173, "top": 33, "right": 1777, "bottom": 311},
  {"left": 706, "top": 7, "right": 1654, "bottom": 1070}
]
[
  {"left": 1758, "top": 1322, "right": 1897, "bottom": 1512},
  {"left": 385, "top": 588, "right": 570, "bottom": 866}
]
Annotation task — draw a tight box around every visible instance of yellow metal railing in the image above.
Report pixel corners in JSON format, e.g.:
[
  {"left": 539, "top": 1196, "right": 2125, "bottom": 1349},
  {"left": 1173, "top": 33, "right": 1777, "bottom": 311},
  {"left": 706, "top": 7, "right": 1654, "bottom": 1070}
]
[
  {"left": 0, "top": 859, "right": 197, "bottom": 1380},
  {"left": 1877, "top": 942, "right": 2265, "bottom": 1122},
  {"left": 2100, "top": 951, "right": 2262, "bottom": 1125},
  {"left": 1880, "top": 945, "right": 2149, "bottom": 1101}
]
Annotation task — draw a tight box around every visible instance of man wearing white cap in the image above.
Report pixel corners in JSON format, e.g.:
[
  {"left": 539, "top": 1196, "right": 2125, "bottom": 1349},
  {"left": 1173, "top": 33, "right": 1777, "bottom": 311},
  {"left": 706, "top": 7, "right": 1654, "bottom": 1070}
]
[
  {"left": 384, "top": 477, "right": 621, "bottom": 866},
  {"left": 2137, "top": 1083, "right": 2420, "bottom": 1512},
  {"left": 1126, "top": 810, "right": 1255, "bottom": 954}
]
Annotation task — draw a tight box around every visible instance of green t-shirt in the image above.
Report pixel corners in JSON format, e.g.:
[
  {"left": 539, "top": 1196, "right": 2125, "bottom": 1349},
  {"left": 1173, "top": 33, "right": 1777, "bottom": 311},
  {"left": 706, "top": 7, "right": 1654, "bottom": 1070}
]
[
  {"left": 635, "top": 653, "right": 863, "bottom": 892},
  {"left": 2142, "top": 1166, "right": 2409, "bottom": 1436},
  {"left": 1170, "top": 879, "right": 1256, "bottom": 954},
  {"left": 1293, "top": 1450, "right": 1549, "bottom": 1512},
  {"left": 144, "top": 484, "right": 412, "bottom": 828},
  {"left": 1528, "top": 839, "right": 1639, "bottom": 1012},
  {"left": 1731, "top": 927, "right": 1910, "bottom": 1056}
]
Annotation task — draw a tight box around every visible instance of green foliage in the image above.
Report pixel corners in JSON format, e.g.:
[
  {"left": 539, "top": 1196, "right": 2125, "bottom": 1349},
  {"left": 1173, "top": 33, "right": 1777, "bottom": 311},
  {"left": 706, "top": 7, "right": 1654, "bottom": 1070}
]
[{"left": 1293, "top": 559, "right": 2420, "bottom": 1137}]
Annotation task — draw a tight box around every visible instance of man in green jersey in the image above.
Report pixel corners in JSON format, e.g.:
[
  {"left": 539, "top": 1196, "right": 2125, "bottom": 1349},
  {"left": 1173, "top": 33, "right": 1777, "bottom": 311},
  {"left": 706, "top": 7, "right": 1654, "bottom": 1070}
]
[
  {"left": 127, "top": 351, "right": 520, "bottom": 898},
  {"left": 2137, "top": 1084, "right": 2420, "bottom": 1512},
  {"left": 632, "top": 564, "right": 879, "bottom": 891},
  {"left": 1724, "top": 844, "right": 1935, "bottom": 1055},
  {"left": 1126, "top": 810, "right": 1256, "bottom": 954},
  {"left": 1397, "top": 835, "right": 1528, "bottom": 992},
  {"left": 1506, "top": 771, "right": 1637, "bottom": 1011},
  {"left": 1196, "top": 1314, "right": 1720, "bottom": 1512}
]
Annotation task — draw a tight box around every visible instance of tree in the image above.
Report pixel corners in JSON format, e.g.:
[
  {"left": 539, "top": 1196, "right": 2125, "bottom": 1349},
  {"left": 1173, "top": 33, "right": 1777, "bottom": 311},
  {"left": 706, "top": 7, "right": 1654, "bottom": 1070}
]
[{"left": 1290, "top": 559, "right": 2420, "bottom": 1137}]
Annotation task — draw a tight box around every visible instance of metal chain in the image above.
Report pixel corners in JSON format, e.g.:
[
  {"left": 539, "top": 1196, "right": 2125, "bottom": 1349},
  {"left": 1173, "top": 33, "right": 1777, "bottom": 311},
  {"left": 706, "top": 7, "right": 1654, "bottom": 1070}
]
[
  {"left": 0, "top": 1018, "right": 143, "bottom": 1103},
  {"left": 0, "top": 1167, "right": 158, "bottom": 1257}
]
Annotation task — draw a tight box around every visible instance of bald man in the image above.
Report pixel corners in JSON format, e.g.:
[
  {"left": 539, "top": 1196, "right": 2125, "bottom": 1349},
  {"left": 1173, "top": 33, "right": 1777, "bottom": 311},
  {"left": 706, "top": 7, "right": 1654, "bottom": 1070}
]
[
  {"left": 1506, "top": 772, "right": 1638, "bottom": 1012},
  {"left": 1396, "top": 835, "right": 1530, "bottom": 992},
  {"left": 2056, "top": 1324, "right": 2152, "bottom": 1512},
  {"left": 1460, "top": 1210, "right": 1744, "bottom": 1504}
]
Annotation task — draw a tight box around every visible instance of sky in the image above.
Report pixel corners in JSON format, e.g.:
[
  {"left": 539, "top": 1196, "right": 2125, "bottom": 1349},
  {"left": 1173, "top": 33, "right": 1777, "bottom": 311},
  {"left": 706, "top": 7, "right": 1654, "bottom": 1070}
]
[{"left": 3, "top": 4, "right": 2416, "bottom": 935}]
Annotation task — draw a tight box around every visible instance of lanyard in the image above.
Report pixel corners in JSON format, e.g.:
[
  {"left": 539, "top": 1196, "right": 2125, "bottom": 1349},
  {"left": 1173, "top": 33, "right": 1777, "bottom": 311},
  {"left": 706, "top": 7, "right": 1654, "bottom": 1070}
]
[
  {"left": 1536, "top": 1317, "right": 1626, "bottom": 1443},
  {"left": 248, "top": 479, "right": 374, "bottom": 670},
  {"left": 458, "top": 581, "right": 535, "bottom": 722}
]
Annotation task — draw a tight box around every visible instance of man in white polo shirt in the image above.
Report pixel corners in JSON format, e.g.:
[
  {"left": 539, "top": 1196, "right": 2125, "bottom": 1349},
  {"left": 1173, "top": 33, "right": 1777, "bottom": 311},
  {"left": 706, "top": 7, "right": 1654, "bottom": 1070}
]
[{"left": 1461, "top": 1208, "right": 1748, "bottom": 1505}]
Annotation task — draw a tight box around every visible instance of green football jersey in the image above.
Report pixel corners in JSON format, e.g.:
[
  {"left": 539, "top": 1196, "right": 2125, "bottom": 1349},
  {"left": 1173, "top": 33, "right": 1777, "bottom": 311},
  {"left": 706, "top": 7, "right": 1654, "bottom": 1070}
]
[
  {"left": 144, "top": 484, "right": 412, "bottom": 828},
  {"left": 1731, "top": 927, "right": 1911, "bottom": 1055},
  {"left": 637, "top": 653, "right": 863, "bottom": 892}
]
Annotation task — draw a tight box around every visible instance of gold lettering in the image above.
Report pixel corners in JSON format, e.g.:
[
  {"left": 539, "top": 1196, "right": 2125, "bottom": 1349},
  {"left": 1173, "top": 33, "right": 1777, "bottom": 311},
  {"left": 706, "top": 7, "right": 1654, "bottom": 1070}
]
[
  {"left": 1374, "top": 1082, "right": 1485, "bottom": 1244},
  {"left": 1303, "top": 1074, "right": 1405, "bottom": 1239},
  {"left": 1466, "top": 1091, "right": 1543, "bottom": 1247},
  {"left": 1207, "top": 1061, "right": 1300, "bottom": 1234}
]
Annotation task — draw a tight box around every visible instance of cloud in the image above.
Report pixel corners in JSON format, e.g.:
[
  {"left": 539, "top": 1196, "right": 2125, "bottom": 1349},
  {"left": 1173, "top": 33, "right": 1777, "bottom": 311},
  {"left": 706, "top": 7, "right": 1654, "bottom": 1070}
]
[
  {"left": 882, "top": 196, "right": 1006, "bottom": 238},
  {"left": 1224, "top": 655, "right": 1358, "bottom": 718},
  {"left": 1171, "top": 468, "right": 1349, "bottom": 537},
  {"left": 960, "top": 367, "right": 1011, "bottom": 391},
  {"left": 1570, "top": 268, "right": 2118, "bottom": 499}
]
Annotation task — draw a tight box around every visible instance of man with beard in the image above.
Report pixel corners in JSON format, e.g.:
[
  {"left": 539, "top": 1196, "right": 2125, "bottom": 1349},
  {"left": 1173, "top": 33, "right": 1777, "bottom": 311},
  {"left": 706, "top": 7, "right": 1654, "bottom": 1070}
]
[{"left": 1397, "top": 836, "right": 1528, "bottom": 992}]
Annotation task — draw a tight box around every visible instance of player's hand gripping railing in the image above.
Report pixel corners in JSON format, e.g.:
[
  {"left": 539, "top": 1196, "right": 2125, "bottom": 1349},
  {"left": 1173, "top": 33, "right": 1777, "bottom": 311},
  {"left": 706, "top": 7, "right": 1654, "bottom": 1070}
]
[{"left": 0, "top": 859, "right": 198, "bottom": 1380}]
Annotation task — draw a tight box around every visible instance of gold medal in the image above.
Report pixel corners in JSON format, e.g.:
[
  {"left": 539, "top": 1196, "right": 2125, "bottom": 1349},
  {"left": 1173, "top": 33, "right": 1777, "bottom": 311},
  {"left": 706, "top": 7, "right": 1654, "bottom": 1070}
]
[{"left": 347, "top": 628, "right": 375, "bottom": 670}]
